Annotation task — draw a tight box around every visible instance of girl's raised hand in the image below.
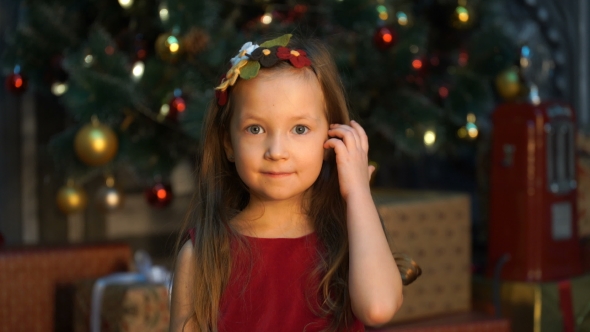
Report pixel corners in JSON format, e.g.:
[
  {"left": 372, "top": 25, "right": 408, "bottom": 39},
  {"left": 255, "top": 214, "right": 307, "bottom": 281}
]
[{"left": 323, "top": 120, "right": 376, "bottom": 200}]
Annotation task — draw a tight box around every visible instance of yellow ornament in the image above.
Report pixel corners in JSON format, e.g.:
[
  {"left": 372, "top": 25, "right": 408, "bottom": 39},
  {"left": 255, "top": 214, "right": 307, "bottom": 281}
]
[
  {"left": 56, "top": 181, "right": 88, "bottom": 214},
  {"left": 155, "top": 33, "right": 183, "bottom": 63},
  {"left": 495, "top": 67, "right": 523, "bottom": 100},
  {"left": 74, "top": 118, "right": 118, "bottom": 166}
]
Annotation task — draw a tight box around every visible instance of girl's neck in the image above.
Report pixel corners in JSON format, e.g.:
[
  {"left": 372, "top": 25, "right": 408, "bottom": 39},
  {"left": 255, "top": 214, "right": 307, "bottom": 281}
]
[{"left": 232, "top": 195, "right": 313, "bottom": 238}]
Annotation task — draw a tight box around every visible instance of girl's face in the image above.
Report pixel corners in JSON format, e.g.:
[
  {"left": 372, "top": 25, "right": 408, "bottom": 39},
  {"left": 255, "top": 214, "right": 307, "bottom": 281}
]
[{"left": 224, "top": 69, "right": 328, "bottom": 203}]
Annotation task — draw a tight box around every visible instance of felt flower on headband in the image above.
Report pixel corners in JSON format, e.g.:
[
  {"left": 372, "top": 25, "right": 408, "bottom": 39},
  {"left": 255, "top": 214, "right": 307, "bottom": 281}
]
[
  {"left": 214, "top": 34, "right": 312, "bottom": 106},
  {"left": 248, "top": 46, "right": 280, "bottom": 67},
  {"left": 276, "top": 47, "right": 312, "bottom": 68},
  {"left": 230, "top": 42, "right": 259, "bottom": 67}
]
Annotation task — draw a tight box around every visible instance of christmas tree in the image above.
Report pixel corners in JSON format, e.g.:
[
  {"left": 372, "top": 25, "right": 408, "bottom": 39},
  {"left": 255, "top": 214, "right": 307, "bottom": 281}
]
[{"left": 2, "top": 0, "right": 522, "bottom": 212}]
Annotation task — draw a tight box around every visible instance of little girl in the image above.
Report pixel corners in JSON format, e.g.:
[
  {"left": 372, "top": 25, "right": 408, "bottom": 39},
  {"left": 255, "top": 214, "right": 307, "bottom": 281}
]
[{"left": 170, "top": 34, "right": 420, "bottom": 332}]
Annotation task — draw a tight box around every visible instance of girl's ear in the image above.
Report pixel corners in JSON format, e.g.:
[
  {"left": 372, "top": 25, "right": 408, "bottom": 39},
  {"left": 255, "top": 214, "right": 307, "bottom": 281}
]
[{"left": 223, "top": 133, "right": 235, "bottom": 162}]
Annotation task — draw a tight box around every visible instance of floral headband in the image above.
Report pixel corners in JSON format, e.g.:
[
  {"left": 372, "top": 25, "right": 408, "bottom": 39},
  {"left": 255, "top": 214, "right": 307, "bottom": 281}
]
[{"left": 214, "top": 34, "right": 311, "bottom": 106}]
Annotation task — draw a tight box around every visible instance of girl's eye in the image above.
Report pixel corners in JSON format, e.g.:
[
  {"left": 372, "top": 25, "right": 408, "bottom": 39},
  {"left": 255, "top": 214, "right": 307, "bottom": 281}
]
[
  {"left": 247, "top": 125, "right": 264, "bottom": 134},
  {"left": 293, "top": 125, "right": 309, "bottom": 135}
]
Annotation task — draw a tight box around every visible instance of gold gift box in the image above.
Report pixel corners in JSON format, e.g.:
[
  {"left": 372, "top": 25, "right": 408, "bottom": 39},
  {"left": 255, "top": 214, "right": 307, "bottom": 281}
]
[
  {"left": 372, "top": 189, "right": 472, "bottom": 323},
  {"left": 472, "top": 274, "right": 590, "bottom": 332}
]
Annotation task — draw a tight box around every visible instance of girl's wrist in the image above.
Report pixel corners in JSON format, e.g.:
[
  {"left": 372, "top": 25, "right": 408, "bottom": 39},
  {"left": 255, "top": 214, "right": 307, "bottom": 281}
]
[{"left": 344, "top": 186, "right": 373, "bottom": 203}]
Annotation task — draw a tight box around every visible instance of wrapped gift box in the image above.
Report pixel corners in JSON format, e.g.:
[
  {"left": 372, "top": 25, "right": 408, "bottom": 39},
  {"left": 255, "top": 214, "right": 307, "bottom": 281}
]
[
  {"left": 74, "top": 279, "right": 170, "bottom": 332},
  {"left": 372, "top": 189, "right": 472, "bottom": 323},
  {"left": 0, "top": 243, "right": 131, "bottom": 332},
  {"left": 472, "top": 273, "right": 590, "bottom": 332}
]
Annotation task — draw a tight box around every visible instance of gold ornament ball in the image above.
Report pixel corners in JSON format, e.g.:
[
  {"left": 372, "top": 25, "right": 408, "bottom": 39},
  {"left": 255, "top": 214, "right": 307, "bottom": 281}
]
[
  {"left": 495, "top": 67, "right": 522, "bottom": 100},
  {"left": 56, "top": 183, "right": 88, "bottom": 214},
  {"left": 96, "top": 185, "right": 124, "bottom": 211},
  {"left": 156, "top": 33, "right": 183, "bottom": 63},
  {"left": 74, "top": 122, "right": 119, "bottom": 166}
]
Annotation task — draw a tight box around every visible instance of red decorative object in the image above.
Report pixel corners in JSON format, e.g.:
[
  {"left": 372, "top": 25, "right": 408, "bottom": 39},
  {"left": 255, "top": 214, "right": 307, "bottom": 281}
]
[
  {"left": 276, "top": 47, "right": 311, "bottom": 68},
  {"left": 287, "top": 4, "right": 308, "bottom": 21},
  {"left": 5, "top": 72, "right": 27, "bottom": 95},
  {"left": 411, "top": 57, "right": 423, "bottom": 70},
  {"left": 558, "top": 280, "right": 575, "bottom": 332},
  {"left": 487, "top": 101, "right": 583, "bottom": 281},
  {"left": 134, "top": 33, "right": 148, "bottom": 60},
  {"left": 373, "top": 26, "right": 397, "bottom": 51},
  {"left": 216, "top": 88, "right": 228, "bottom": 106},
  {"left": 167, "top": 96, "right": 186, "bottom": 121},
  {"left": 144, "top": 182, "right": 173, "bottom": 208},
  {"left": 216, "top": 74, "right": 228, "bottom": 106}
]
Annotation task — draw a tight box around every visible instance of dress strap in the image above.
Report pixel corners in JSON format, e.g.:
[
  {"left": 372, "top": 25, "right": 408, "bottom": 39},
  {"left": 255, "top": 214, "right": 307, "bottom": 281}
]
[{"left": 188, "top": 228, "right": 196, "bottom": 246}]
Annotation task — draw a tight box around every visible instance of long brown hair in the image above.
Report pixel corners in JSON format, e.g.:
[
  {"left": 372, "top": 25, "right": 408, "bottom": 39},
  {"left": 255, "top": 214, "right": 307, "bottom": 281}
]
[{"left": 175, "top": 37, "right": 420, "bottom": 332}]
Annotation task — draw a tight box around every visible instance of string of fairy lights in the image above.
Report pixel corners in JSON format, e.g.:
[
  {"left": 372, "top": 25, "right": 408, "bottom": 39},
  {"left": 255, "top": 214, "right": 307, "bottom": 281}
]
[{"left": 3, "top": 0, "right": 537, "bottom": 215}]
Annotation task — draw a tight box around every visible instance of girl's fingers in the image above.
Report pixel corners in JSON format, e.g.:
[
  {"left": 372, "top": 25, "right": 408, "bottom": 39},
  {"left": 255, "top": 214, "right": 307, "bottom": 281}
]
[
  {"left": 350, "top": 120, "right": 369, "bottom": 152},
  {"left": 329, "top": 124, "right": 361, "bottom": 150},
  {"left": 368, "top": 165, "right": 376, "bottom": 178},
  {"left": 323, "top": 137, "right": 347, "bottom": 155}
]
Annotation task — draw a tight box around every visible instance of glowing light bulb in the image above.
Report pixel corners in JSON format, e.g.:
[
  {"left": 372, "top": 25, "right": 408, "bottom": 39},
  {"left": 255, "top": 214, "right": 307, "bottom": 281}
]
[
  {"left": 159, "top": 3, "right": 169, "bottom": 22},
  {"left": 456, "top": 6, "right": 469, "bottom": 23},
  {"left": 84, "top": 54, "right": 94, "bottom": 67},
  {"left": 466, "top": 122, "right": 478, "bottom": 138},
  {"left": 424, "top": 130, "right": 436, "bottom": 146},
  {"left": 160, "top": 104, "right": 170, "bottom": 116},
  {"left": 412, "top": 59, "right": 423, "bottom": 70},
  {"left": 131, "top": 61, "right": 145, "bottom": 82},
  {"left": 51, "top": 82, "right": 68, "bottom": 96},
  {"left": 397, "top": 12, "right": 408, "bottom": 26},
  {"left": 106, "top": 191, "right": 120, "bottom": 206},
  {"left": 119, "top": 0, "right": 133, "bottom": 9},
  {"left": 467, "top": 113, "right": 476, "bottom": 123},
  {"left": 167, "top": 36, "right": 180, "bottom": 53},
  {"left": 261, "top": 13, "right": 272, "bottom": 24}
]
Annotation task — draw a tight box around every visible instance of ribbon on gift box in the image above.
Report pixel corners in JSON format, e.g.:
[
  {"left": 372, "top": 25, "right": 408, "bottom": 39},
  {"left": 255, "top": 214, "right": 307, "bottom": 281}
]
[
  {"left": 558, "top": 280, "right": 574, "bottom": 332},
  {"left": 90, "top": 250, "right": 172, "bottom": 332}
]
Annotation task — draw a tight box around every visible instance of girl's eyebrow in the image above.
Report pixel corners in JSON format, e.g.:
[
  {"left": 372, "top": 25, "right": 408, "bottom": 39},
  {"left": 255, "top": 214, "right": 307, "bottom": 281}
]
[{"left": 240, "top": 114, "right": 321, "bottom": 122}]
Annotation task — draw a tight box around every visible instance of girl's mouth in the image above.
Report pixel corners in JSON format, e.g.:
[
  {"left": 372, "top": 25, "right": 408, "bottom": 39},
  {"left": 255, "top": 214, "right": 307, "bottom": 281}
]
[{"left": 262, "top": 172, "right": 293, "bottom": 178}]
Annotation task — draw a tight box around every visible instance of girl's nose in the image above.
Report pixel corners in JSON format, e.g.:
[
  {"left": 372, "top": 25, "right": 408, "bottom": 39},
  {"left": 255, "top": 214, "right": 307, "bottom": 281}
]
[{"left": 264, "top": 134, "right": 289, "bottom": 160}]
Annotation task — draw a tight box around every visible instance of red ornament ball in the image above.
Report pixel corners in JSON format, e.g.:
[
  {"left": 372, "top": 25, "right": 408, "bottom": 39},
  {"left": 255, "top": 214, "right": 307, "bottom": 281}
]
[
  {"left": 167, "top": 96, "right": 187, "bottom": 121},
  {"left": 5, "top": 73, "right": 27, "bottom": 95},
  {"left": 373, "top": 26, "right": 397, "bottom": 51},
  {"left": 145, "top": 182, "right": 173, "bottom": 208}
]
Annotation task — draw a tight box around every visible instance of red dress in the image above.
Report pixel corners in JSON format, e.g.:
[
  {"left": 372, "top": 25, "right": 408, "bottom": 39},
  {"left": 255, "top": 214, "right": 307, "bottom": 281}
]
[{"left": 188, "top": 229, "right": 365, "bottom": 332}]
